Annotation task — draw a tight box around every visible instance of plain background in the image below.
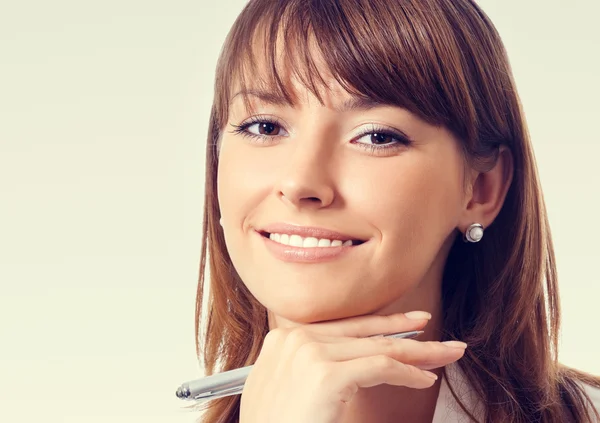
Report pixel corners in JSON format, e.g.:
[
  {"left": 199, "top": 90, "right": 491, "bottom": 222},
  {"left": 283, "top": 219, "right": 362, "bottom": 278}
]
[{"left": 1, "top": 1, "right": 599, "bottom": 422}]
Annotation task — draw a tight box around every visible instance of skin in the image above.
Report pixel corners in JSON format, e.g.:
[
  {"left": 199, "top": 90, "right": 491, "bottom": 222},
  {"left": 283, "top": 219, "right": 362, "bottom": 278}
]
[{"left": 216, "top": 52, "right": 514, "bottom": 423}]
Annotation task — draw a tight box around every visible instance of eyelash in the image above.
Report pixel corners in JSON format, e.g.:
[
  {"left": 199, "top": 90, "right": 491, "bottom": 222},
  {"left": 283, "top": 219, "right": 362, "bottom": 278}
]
[{"left": 228, "top": 116, "right": 413, "bottom": 156}]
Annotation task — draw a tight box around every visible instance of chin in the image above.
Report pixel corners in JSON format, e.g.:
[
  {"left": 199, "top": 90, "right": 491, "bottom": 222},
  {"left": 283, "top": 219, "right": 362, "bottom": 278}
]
[{"left": 266, "top": 298, "right": 374, "bottom": 327}]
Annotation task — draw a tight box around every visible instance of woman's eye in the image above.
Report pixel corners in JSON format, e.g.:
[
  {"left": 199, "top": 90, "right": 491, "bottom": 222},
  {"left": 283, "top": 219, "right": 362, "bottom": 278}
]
[
  {"left": 353, "top": 131, "right": 410, "bottom": 147},
  {"left": 246, "top": 121, "right": 288, "bottom": 137},
  {"left": 355, "top": 132, "right": 397, "bottom": 146}
]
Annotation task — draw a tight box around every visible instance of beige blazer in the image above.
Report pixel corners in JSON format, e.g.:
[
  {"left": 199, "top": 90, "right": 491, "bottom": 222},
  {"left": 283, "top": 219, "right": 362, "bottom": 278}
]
[{"left": 432, "top": 362, "right": 600, "bottom": 422}]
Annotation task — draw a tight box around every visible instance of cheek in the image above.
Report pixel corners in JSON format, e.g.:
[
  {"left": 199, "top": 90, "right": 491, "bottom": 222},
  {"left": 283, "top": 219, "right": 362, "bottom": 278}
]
[
  {"left": 217, "top": 140, "right": 273, "bottom": 220},
  {"left": 348, "top": 154, "right": 462, "bottom": 286},
  {"left": 343, "top": 155, "right": 460, "bottom": 231},
  {"left": 217, "top": 140, "right": 280, "bottom": 271}
]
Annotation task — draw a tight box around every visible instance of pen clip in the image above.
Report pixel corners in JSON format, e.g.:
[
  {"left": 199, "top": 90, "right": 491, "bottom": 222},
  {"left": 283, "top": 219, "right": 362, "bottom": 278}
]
[{"left": 193, "top": 385, "right": 245, "bottom": 402}]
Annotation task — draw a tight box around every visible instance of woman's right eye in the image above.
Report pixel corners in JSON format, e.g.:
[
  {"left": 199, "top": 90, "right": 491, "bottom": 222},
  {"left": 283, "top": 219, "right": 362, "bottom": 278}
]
[{"left": 230, "top": 118, "right": 289, "bottom": 140}]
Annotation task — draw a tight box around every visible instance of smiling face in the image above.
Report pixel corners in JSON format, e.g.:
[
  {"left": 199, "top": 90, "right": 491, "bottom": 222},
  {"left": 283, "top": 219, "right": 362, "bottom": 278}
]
[{"left": 216, "top": 70, "right": 471, "bottom": 327}]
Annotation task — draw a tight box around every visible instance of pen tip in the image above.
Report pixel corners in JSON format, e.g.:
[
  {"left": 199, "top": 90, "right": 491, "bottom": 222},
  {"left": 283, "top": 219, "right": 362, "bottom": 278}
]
[{"left": 175, "top": 386, "right": 190, "bottom": 399}]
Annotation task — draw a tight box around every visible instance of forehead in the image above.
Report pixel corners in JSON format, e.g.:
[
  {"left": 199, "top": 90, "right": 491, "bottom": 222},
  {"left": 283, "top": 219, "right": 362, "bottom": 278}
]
[
  {"left": 228, "top": 21, "right": 360, "bottom": 108},
  {"left": 228, "top": 85, "right": 389, "bottom": 117}
]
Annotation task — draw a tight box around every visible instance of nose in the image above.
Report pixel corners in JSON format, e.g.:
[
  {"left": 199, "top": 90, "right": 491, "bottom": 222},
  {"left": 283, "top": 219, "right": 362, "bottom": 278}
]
[{"left": 274, "top": 143, "right": 336, "bottom": 210}]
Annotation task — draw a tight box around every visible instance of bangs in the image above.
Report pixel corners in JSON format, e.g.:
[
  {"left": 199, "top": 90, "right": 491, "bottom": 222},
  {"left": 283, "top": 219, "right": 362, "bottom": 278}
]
[{"left": 213, "top": 0, "right": 496, "bottom": 145}]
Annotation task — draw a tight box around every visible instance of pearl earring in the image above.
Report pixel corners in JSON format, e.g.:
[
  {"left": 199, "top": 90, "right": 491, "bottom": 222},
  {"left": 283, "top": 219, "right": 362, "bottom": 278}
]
[
  {"left": 219, "top": 218, "right": 223, "bottom": 227},
  {"left": 463, "top": 223, "right": 484, "bottom": 243}
]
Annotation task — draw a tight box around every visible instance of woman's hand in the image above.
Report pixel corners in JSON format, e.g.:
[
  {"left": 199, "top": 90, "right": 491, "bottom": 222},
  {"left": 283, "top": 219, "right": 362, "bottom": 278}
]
[{"left": 239, "top": 311, "right": 467, "bottom": 423}]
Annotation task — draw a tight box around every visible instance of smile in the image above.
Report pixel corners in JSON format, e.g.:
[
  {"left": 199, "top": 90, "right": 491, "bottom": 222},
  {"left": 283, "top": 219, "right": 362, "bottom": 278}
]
[
  {"left": 261, "top": 232, "right": 364, "bottom": 248},
  {"left": 256, "top": 230, "right": 367, "bottom": 263}
]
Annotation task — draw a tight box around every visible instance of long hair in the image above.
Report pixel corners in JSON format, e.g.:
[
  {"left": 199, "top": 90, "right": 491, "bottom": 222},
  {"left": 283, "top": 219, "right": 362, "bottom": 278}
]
[{"left": 194, "top": 0, "right": 600, "bottom": 422}]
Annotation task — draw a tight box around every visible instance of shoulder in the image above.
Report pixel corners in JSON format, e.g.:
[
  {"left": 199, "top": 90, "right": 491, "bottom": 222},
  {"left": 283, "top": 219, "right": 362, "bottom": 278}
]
[{"left": 434, "top": 363, "right": 600, "bottom": 422}]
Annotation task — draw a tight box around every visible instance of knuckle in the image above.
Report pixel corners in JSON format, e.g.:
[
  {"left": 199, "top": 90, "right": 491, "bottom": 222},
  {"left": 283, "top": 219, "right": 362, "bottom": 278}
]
[
  {"left": 285, "top": 328, "right": 314, "bottom": 346},
  {"left": 296, "top": 341, "right": 326, "bottom": 362},
  {"left": 373, "top": 354, "right": 398, "bottom": 371},
  {"left": 405, "top": 363, "right": 420, "bottom": 375},
  {"left": 337, "top": 382, "right": 359, "bottom": 403},
  {"left": 372, "top": 336, "right": 398, "bottom": 354},
  {"left": 263, "top": 328, "right": 287, "bottom": 348},
  {"left": 375, "top": 314, "right": 398, "bottom": 327},
  {"left": 312, "top": 361, "right": 336, "bottom": 384}
]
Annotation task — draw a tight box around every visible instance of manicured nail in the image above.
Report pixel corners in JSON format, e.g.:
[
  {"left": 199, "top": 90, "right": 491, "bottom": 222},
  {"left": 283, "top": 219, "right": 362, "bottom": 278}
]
[
  {"left": 404, "top": 311, "right": 432, "bottom": 320},
  {"left": 441, "top": 341, "right": 468, "bottom": 349},
  {"left": 424, "top": 371, "right": 438, "bottom": 380}
]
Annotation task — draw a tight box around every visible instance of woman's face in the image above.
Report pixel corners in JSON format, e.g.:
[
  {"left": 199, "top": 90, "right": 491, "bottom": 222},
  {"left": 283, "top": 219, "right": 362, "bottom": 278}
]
[{"left": 217, "top": 76, "right": 470, "bottom": 327}]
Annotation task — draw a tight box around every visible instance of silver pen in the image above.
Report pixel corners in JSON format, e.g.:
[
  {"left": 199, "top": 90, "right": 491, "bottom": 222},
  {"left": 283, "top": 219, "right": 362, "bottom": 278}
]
[{"left": 175, "top": 329, "right": 424, "bottom": 403}]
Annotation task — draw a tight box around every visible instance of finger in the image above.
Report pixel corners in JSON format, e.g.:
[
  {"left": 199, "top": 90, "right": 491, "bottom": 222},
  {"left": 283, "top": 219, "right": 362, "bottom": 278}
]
[
  {"left": 326, "top": 356, "right": 438, "bottom": 403},
  {"left": 318, "top": 338, "right": 467, "bottom": 369},
  {"left": 279, "top": 328, "right": 424, "bottom": 346},
  {"left": 305, "top": 311, "right": 432, "bottom": 338}
]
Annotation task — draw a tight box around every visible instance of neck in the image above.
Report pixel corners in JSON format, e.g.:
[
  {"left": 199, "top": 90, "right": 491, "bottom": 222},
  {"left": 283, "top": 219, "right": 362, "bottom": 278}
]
[{"left": 339, "top": 378, "right": 442, "bottom": 423}]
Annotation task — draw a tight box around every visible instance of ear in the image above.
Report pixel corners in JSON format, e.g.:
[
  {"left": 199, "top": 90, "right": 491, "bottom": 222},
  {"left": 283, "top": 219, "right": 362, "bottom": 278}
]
[{"left": 460, "top": 146, "right": 514, "bottom": 231}]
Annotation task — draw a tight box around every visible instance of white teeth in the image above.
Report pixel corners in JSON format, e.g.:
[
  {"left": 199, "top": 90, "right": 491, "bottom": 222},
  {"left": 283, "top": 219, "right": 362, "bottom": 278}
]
[
  {"left": 289, "top": 234, "right": 303, "bottom": 247},
  {"left": 302, "top": 237, "right": 319, "bottom": 247},
  {"left": 318, "top": 238, "right": 331, "bottom": 247},
  {"left": 268, "top": 233, "right": 355, "bottom": 248}
]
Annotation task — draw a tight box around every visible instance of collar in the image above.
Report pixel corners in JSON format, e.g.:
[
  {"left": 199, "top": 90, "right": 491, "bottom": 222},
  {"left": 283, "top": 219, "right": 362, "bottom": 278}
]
[{"left": 432, "top": 362, "right": 484, "bottom": 423}]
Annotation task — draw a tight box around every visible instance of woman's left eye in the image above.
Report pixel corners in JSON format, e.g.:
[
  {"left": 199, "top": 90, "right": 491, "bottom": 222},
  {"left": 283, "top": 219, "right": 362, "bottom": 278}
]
[
  {"left": 349, "top": 125, "right": 413, "bottom": 154},
  {"left": 353, "top": 131, "right": 410, "bottom": 147}
]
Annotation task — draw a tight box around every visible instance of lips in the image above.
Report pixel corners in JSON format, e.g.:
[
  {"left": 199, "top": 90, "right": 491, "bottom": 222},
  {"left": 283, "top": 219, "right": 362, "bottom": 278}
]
[{"left": 256, "top": 222, "right": 368, "bottom": 245}]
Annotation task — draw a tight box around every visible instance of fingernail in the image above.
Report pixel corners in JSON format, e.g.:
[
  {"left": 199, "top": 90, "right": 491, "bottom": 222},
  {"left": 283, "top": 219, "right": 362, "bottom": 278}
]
[
  {"left": 404, "top": 311, "right": 432, "bottom": 320},
  {"left": 442, "top": 341, "right": 468, "bottom": 349},
  {"left": 424, "top": 371, "right": 438, "bottom": 380}
]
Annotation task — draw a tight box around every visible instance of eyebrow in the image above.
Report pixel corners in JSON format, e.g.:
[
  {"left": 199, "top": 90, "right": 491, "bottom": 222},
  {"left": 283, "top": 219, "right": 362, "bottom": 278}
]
[{"left": 229, "top": 89, "right": 387, "bottom": 113}]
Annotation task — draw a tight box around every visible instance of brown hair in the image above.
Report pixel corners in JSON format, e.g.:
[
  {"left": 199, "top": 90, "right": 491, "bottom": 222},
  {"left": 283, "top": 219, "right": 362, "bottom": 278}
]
[{"left": 193, "top": 0, "right": 600, "bottom": 422}]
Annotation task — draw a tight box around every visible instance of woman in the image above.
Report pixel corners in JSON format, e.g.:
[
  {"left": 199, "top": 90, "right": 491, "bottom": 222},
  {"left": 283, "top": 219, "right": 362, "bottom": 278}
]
[{"left": 194, "top": 0, "right": 600, "bottom": 422}]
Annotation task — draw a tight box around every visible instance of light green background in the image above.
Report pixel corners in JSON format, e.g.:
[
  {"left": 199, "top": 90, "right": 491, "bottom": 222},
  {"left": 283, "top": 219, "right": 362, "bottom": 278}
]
[{"left": 1, "top": 1, "right": 598, "bottom": 421}]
